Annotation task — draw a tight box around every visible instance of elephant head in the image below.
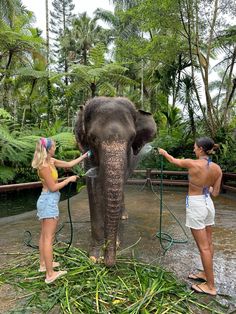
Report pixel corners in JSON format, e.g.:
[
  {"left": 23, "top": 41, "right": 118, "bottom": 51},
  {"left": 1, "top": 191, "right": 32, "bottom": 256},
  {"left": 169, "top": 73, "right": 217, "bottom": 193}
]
[{"left": 75, "top": 97, "right": 156, "bottom": 266}]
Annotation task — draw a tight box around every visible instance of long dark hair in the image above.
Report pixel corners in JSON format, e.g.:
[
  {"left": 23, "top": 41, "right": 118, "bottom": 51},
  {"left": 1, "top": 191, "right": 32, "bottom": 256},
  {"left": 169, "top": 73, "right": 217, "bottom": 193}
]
[{"left": 196, "top": 137, "right": 218, "bottom": 155}]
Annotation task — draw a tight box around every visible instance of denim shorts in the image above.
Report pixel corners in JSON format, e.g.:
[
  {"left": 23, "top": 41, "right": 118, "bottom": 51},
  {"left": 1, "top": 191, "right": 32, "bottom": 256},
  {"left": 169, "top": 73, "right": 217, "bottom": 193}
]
[{"left": 37, "top": 191, "right": 61, "bottom": 220}]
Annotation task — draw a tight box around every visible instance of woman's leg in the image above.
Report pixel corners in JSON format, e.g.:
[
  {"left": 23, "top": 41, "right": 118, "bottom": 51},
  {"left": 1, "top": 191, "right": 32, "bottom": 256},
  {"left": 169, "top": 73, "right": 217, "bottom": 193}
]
[
  {"left": 191, "top": 227, "right": 216, "bottom": 293},
  {"left": 206, "top": 225, "right": 214, "bottom": 258},
  {"left": 39, "top": 221, "right": 45, "bottom": 267},
  {"left": 190, "top": 225, "right": 214, "bottom": 281},
  {"left": 41, "top": 218, "right": 58, "bottom": 278}
]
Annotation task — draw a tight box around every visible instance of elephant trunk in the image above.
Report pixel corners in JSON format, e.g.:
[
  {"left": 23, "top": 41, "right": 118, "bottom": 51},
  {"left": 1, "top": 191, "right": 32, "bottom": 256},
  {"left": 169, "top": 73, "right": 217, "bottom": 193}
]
[{"left": 101, "top": 140, "right": 127, "bottom": 267}]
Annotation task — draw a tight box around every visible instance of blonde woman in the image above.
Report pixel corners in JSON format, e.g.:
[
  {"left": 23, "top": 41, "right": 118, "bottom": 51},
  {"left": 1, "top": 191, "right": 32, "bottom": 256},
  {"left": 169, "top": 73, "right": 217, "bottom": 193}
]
[
  {"left": 159, "top": 137, "right": 222, "bottom": 296},
  {"left": 32, "top": 137, "right": 90, "bottom": 284}
]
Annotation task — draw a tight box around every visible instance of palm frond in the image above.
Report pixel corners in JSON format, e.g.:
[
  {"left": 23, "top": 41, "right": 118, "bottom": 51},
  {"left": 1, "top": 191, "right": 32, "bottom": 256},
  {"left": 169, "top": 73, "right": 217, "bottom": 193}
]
[
  {"left": 0, "top": 165, "right": 15, "bottom": 183},
  {"left": 98, "top": 82, "right": 116, "bottom": 96},
  {"left": 94, "top": 8, "right": 118, "bottom": 27},
  {"left": 89, "top": 43, "right": 106, "bottom": 67},
  {"left": 51, "top": 132, "right": 77, "bottom": 150},
  {"left": 0, "top": 126, "right": 34, "bottom": 163},
  {"left": 0, "top": 108, "right": 12, "bottom": 119},
  {"left": 15, "top": 67, "right": 48, "bottom": 79}
]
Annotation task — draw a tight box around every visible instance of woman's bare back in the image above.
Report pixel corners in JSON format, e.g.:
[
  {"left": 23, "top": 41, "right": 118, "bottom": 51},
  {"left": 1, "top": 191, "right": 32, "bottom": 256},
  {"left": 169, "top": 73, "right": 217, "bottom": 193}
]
[{"left": 188, "top": 159, "right": 222, "bottom": 196}]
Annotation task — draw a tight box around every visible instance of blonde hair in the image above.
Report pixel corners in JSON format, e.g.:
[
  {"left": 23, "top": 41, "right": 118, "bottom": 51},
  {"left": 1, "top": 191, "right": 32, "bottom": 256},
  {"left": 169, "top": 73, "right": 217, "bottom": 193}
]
[{"left": 31, "top": 138, "right": 54, "bottom": 169}]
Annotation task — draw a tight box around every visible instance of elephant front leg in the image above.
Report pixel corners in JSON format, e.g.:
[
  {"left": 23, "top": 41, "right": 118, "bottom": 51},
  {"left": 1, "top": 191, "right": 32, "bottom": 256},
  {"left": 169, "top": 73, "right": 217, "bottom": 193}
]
[{"left": 86, "top": 177, "right": 105, "bottom": 262}]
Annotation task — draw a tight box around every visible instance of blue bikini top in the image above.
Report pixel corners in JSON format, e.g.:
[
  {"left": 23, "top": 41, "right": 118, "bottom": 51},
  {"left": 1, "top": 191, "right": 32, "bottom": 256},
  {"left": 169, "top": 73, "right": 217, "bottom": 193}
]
[{"left": 189, "top": 157, "right": 212, "bottom": 195}]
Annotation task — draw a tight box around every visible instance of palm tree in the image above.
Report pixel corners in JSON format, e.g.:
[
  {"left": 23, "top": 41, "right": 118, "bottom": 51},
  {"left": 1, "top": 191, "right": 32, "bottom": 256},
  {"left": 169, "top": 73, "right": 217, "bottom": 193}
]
[
  {"left": 45, "top": 0, "right": 52, "bottom": 123},
  {"left": 94, "top": 8, "right": 136, "bottom": 44},
  {"left": 14, "top": 47, "right": 48, "bottom": 126},
  {"left": 212, "top": 25, "right": 236, "bottom": 126},
  {"left": 161, "top": 104, "right": 183, "bottom": 133},
  {"left": 68, "top": 12, "right": 108, "bottom": 65},
  {"left": 0, "top": 0, "right": 23, "bottom": 25},
  {"left": 68, "top": 43, "right": 136, "bottom": 98},
  {"left": 209, "top": 71, "right": 236, "bottom": 128},
  {"left": 178, "top": 0, "right": 236, "bottom": 137},
  {"left": 0, "top": 8, "right": 42, "bottom": 76},
  {"left": 0, "top": 10, "right": 44, "bottom": 114},
  {"left": 178, "top": 76, "right": 197, "bottom": 138},
  {"left": 110, "top": 0, "right": 138, "bottom": 10}
]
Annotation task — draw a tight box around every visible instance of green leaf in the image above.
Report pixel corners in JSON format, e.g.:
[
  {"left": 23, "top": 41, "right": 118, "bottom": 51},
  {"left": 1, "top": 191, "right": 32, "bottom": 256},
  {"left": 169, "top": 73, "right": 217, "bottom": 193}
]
[{"left": 0, "top": 165, "right": 15, "bottom": 183}]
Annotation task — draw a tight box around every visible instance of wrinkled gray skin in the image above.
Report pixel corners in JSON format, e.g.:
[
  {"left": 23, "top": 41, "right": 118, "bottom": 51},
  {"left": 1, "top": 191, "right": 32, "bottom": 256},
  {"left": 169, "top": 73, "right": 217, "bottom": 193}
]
[{"left": 75, "top": 97, "right": 156, "bottom": 267}]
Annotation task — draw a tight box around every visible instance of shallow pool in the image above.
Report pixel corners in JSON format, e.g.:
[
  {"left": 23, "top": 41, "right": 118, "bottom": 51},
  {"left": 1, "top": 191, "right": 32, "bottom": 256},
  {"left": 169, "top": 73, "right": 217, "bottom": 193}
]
[{"left": 0, "top": 182, "right": 79, "bottom": 218}]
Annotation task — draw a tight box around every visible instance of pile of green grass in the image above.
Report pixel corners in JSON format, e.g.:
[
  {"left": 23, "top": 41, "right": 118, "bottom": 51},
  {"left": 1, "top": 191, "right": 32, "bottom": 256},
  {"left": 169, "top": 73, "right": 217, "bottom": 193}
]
[{"left": 0, "top": 247, "right": 226, "bottom": 313}]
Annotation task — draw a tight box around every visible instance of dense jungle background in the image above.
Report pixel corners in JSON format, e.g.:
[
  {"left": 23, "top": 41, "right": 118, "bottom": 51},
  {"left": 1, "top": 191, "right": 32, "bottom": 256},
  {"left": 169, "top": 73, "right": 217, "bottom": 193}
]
[{"left": 0, "top": 0, "right": 236, "bottom": 184}]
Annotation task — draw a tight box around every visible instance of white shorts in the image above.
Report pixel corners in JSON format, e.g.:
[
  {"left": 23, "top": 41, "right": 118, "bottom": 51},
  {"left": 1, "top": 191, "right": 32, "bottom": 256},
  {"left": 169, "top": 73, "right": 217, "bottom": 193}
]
[{"left": 186, "top": 194, "right": 215, "bottom": 229}]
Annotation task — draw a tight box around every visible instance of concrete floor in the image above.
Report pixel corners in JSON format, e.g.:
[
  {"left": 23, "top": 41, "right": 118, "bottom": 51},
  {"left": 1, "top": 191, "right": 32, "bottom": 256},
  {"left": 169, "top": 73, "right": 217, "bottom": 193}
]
[{"left": 0, "top": 185, "right": 235, "bottom": 312}]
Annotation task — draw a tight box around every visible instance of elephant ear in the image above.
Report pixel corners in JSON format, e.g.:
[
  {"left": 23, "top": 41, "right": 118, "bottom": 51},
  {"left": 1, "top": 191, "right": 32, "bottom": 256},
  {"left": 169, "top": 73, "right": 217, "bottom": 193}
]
[
  {"left": 132, "top": 110, "right": 157, "bottom": 155},
  {"left": 74, "top": 105, "right": 88, "bottom": 152}
]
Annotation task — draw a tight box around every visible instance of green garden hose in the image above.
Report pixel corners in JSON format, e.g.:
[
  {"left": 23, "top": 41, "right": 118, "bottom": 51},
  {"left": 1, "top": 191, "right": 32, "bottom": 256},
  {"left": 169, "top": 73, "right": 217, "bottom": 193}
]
[
  {"left": 24, "top": 154, "right": 188, "bottom": 256},
  {"left": 155, "top": 154, "right": 188, "bottom": 254}
]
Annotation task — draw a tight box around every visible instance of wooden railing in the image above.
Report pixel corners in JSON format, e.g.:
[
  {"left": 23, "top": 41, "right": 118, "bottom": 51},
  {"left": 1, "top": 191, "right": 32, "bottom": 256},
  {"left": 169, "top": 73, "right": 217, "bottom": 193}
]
[
  {"left": 127, "top": 169, "right": 236, "bottom": 193},
  {"left": 0, "top": 178, "right": 65, "bottom": 193},
  {"left": 127, "top": 169, "right": 188, "bottom": 186},
  {"left": 0, "top": 170, "right": 235, "bottom": 193},
  {"left": 221, "top": 172, "right": 236, "bottom": 193}
]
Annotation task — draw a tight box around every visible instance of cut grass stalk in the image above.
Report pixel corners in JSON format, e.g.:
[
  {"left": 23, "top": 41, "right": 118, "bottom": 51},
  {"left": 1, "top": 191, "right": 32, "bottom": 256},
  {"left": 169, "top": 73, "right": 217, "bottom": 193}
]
[{"left": 0, "top": 246, "right": 227, "bottom": 314}]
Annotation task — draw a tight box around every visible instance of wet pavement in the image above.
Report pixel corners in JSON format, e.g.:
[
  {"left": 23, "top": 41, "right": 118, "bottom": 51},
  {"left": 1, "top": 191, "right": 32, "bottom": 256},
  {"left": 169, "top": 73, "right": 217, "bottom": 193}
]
[{"left": 0, "top": 185, "right": 236, "bottom": 312}]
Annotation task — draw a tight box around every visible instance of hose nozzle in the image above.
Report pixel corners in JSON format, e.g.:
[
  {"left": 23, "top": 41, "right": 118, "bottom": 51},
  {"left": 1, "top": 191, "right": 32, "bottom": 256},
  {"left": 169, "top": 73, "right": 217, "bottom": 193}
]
[{"left": 87, "top": 150, "right": 93, "bottom": 157}]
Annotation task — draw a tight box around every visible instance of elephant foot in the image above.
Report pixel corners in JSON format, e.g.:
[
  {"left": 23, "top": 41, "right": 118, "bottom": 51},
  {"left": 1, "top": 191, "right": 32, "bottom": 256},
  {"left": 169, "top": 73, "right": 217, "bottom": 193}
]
[
  {"left": 89, "top": 245, "right": 104, "bottom": 263},
  {"left": 104, "top": 256, "right": 116, "bottom": 267},
  {"left": 104, "top": 247, "right": 116, "bottom": 267}
]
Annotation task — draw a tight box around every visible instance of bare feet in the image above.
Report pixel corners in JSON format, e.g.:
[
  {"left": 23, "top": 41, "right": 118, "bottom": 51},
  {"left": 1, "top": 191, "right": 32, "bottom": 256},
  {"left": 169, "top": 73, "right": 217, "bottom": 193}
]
[
  {"left": 89, "top": 246, "right": 103, "bottom": 263},
  {"left": 191, "top": 282, "right": 217, "bottom": 296},
  {"left": 39, "top": 261, "right": 60, "bottom": 272},
  {"left": 188, "top": 271, "right": 206, "bottom": 282},
  {"left": 45, "top": 270, "right": 67, "bottom": 284}
]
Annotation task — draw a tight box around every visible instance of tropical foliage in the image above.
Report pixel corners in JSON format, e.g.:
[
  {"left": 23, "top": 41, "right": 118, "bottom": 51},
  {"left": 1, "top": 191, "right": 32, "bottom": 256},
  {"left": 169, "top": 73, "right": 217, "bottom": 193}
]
[
  {"left": 0, "top": 110, "right": 80, "bottom": 184},
  {"left": 0, "top": 0, "right": 236, "bottom": 184}
]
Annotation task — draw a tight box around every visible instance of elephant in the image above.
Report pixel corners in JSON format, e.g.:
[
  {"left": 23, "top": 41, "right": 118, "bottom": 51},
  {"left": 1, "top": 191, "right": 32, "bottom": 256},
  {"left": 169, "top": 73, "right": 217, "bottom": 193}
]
[{"left": 75, "top": 96, "right": 156, "bottom": 267}]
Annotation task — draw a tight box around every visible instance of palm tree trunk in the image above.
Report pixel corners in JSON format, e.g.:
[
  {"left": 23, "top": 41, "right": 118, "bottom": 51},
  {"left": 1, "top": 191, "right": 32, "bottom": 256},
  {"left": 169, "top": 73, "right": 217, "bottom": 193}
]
[{"left": 45, "top": 0, "right": 51, "bottom": 123}]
